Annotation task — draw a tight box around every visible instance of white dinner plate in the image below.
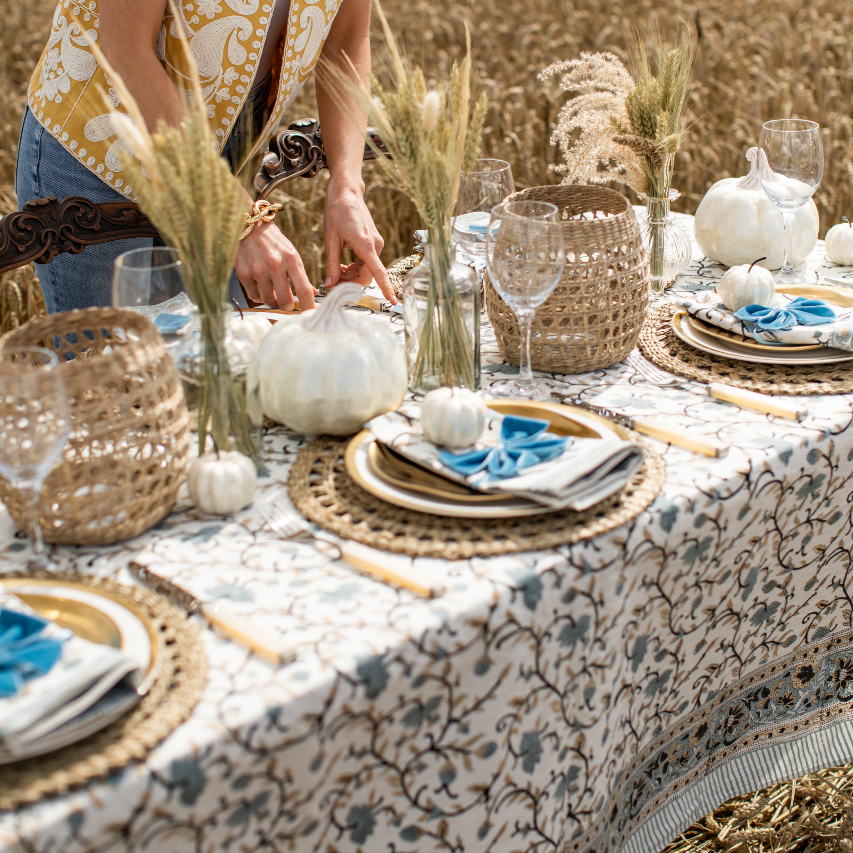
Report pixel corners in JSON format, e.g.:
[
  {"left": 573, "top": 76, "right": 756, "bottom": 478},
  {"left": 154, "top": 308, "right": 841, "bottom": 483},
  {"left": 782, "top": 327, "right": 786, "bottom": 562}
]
[
  {"left": 344, "top": 400, "right": 630, "bottom": 519},
  {"left": 0, "top": 579, "right": 155, "bottom": 763},
  {"left": 672, "top": 311, "right": 853, "bottom": 365}
]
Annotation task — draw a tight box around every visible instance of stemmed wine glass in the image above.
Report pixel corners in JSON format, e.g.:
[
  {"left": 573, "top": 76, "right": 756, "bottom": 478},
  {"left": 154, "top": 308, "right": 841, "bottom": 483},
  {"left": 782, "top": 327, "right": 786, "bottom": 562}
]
[
  {"left": 453, "top": 159, "right": 515, "bottom": 263},
  {"left": 485, "top": 200, "right": 566, "bottom": 399},
  {"left": 758, "top": 119, "right": 823, "bottom": 284},
  {"left": 112, "top": 246, "right": 186, "bottom": 309},
  {"left": 0, "top": 347, "right": 70, "bottom": 569}
]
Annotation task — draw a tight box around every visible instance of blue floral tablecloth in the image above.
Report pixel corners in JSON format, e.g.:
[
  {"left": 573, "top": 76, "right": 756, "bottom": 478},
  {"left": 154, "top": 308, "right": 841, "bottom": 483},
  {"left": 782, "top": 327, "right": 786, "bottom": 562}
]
[{"left": 3, "top": 217, "right": 853, "bottom": 853}]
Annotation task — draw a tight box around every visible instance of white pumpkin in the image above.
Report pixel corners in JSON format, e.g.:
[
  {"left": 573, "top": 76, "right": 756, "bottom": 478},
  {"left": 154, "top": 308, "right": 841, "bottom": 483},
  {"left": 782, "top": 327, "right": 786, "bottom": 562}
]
[
  {"left": 188, "top": 451, "right": 257, "bottom": 515},
  {"left": 420, "top": 387, "right": 487, "bottom": 448},
  {"left": 258, "top": 282, "right": 407, "bottom": 435},
  {"left": 825, "top": 218, "right": 853, "bottom": 265},
  {"left": 694, "top": 147, "right": 819, "bottom": 269},
  {"left": 230, "top": 313, "right": 272, "bottom": 349},
  {"left": 717, "top": 259, "right": 776, "bottom": 311}
]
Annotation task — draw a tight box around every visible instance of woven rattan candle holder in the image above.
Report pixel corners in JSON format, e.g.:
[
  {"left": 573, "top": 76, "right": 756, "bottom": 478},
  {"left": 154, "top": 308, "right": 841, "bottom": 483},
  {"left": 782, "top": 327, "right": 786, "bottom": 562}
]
[
  {"left": 485, "top": 185, "right": 650, "bottom": 374},
  {"left": 0, "top": 307, "right": 190, "bottom": 545}
]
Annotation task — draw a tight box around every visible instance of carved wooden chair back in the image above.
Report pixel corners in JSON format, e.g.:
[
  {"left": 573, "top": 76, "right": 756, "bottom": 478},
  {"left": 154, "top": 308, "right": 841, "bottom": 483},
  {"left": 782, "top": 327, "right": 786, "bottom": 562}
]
[{"left": 0, "top": 120, "right": 391, "bottom": 278}]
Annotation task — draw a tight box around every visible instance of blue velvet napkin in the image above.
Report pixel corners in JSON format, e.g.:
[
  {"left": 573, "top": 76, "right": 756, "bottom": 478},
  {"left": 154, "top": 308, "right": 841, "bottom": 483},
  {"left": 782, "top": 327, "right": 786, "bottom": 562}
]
[
  {"left": 154, "top": 313, "right": 192, "bottom": 333},
  {"left": 734, "top": 297, "right": 836, "bottom": 332},
  {"left": 0, "top": 609, "right": 65, "bottom": 698},
  {"left": 438, "top": 415, "right": 567, "bottom": 479}
]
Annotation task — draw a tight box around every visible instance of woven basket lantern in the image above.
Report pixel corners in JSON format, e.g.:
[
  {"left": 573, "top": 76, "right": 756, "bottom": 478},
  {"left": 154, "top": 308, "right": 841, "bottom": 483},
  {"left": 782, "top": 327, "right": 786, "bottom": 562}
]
[
  {"left": 485, "top": 185, "right": 650, "bottom": 374},
  {"left": 0, "top": 307, "right": 190, "bottom": 545}
]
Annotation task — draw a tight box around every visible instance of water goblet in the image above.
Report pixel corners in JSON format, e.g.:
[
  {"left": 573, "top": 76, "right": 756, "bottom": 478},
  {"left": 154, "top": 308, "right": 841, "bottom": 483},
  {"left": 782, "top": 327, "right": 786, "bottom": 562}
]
[
  {"left": 112, "top": 246, "right": 186, "bottom": 309},
  {"left": 485, "top": 200, "right": 566, "bottom": 399},
  {"left": 0, "top": 347, "right": 70, "bottom": 569},
  {"left": 453, "top": 159, "right": 515, "bottom": 263},
  {"left": 758, "top": 119, "right": 823, "bottom": 285}
]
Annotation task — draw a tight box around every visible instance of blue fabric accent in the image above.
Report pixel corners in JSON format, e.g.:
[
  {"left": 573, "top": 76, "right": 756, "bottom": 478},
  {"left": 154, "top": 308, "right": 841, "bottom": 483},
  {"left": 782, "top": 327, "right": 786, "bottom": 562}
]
[
  {"left": 0, "top": 608, "right": 65, "bottom": 698},
  {"left": 734, "top": 297, "right": 836, "bottom": 332},
  {"left": 438, "top": 415, "right": 567, "bottom": 479},
  {"left": 15, "top": 108, "right": 248, "bottom": 313},
  {"left": 154, "top": 313, "right": 192, "bottom": 333}
]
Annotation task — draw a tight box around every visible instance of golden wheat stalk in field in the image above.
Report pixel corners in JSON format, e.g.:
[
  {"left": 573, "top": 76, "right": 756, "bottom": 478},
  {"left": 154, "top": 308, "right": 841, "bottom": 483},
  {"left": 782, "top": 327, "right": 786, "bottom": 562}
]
[
  {"left": 322, "top": 0, "right": 487, "bottom": 389},
  {"left": 83, "top": 7, "right": 256, "bottom": 463}
]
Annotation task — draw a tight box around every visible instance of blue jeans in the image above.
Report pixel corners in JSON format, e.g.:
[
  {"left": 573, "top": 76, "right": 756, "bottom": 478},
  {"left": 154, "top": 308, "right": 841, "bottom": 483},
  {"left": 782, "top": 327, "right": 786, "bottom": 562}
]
[{"left": 14, "top": 78, "right": 271, "bottom": 313}]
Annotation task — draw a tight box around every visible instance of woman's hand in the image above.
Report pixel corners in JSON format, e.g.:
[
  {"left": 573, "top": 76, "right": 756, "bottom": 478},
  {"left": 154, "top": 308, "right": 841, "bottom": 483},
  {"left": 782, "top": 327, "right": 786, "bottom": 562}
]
[
  {"left": 323, "top": 179, "right": 397, "bottom": 304},
  {"left": 235, "top": 218, "right": 317, "bottom": 312}
]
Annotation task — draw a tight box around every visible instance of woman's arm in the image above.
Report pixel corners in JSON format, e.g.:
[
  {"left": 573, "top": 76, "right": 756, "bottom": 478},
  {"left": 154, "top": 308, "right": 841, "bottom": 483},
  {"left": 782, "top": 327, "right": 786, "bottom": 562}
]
[
  {"left": 317, "top": 0, "right": 396, "bottom": 302},
  {"left": 99, "top": 0, "right": 316, "bottom": 310},
  {"left": 99, "top": 0, "right": 185, "bottom": 130}
]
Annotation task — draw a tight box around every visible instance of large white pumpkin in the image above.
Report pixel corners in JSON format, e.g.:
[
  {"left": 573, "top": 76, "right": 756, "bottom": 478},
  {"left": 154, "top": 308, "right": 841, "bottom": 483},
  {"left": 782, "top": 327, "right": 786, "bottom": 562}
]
[
  {"left": 258, "top": 283, "right": 407, "bottom": 435},
  {"left": 694, "top": 147, "right": 819, "bottom": 269}
]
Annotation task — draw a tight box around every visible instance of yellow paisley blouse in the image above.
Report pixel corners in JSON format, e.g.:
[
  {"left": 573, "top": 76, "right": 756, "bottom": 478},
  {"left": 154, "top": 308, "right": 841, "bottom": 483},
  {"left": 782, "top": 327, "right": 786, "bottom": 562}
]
[{"left": 27, "top": 0, "right": 343, "bottom": 199}]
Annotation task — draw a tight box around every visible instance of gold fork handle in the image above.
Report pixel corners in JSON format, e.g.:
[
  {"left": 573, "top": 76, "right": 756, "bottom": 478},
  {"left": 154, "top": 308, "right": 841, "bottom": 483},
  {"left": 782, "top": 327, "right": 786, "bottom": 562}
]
[
  {"left": 339, "top": 542, "right": 444, "bottom": 598},
  {"left": 708, "top": 383, "right": 807, "bottom": 421},
  {"left": 632, "top": 418, "right": 728, "bottom": 458}
]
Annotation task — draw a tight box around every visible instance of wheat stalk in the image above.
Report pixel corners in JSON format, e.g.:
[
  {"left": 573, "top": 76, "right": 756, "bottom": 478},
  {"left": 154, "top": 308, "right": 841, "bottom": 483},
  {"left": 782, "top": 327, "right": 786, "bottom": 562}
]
[{"left": 83, "top": 6, "right": 257, "bottom": 462}]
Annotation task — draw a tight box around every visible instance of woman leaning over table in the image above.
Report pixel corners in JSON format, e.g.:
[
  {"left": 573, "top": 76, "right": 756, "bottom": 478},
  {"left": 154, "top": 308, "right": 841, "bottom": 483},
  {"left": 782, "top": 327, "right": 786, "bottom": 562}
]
[{"left": 16, "top": 0, "right": 395, "bottom": 313}]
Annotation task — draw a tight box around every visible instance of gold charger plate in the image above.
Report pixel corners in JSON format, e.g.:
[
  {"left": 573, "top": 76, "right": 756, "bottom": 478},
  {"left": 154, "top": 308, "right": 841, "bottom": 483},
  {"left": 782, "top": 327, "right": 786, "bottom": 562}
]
[
  {"left": 671, "top": 311, "right": 853, "bottom": 365},
  {"left": 2, "top": 577, "right": 160, "bottom": 683},
  {"left": 690, "top": 282, "right": 853, "bottom": 352},
  {"left": 347, "top": 400, "right": 631, "bottom": 518}
]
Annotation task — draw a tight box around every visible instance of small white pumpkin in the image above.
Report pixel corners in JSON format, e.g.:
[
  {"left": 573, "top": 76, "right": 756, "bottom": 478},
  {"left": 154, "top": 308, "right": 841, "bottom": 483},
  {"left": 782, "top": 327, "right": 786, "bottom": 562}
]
[
  {"left": 694, "top": 147, "right": 819, "bottom": 269},
  {"left": 717, "top": 258, "right": 776, "bottom": 312},
  {"left": 230, "top": 313, "right": 272, "bottom": 349},
  {"left": 188, "top": 451, "right": 257, "bottom": 516},
  {"left": 257, "top": 283, "right": 407, "bottom": 435},
  {"left": 420, "top": 387, "right": 487, "bottom": 448},
  {"left": 825, "top": 217, "right": 853, "bottom": 265}
]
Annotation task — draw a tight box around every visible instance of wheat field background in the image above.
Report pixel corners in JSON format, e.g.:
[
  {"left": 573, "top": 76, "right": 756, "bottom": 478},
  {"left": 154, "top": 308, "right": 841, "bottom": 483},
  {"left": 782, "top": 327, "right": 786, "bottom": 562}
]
[{"left": 1, "top": 0, "right": 852, "bottom": 326}]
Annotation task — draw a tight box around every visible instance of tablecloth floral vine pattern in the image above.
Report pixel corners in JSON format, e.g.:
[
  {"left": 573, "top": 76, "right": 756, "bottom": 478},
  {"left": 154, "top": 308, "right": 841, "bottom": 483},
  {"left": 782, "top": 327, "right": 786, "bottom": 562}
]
[{"left": 4, "top": 224, "right": 853, "bottom": 853}]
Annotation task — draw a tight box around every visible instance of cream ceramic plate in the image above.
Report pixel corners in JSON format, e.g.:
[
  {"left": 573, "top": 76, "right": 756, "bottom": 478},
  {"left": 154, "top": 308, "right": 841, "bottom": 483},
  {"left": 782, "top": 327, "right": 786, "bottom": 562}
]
[
  {"left": 672, "top": 311, "right": 853, "bottom": 365},
  {"left": 689, "top": 283, "right": 853, "bottom": 353},
  {"left": 346, "top": 400, "right": 628, "bottom": 519},
  {"left": 0, "top": 578, "right": 156, "bottom": 763}
]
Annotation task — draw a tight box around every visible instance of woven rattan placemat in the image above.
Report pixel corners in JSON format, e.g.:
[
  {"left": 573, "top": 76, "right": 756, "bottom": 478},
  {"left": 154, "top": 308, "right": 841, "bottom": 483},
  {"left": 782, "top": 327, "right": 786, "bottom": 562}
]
[
  {"left": 0, "top": 572, "right": 207, "bottom": 811},
  {"left": 288, "top": 436, "right": 665, "bottom": 560},
  {"left": 639, "top": 303, "right": 853, "bottom": 396}
]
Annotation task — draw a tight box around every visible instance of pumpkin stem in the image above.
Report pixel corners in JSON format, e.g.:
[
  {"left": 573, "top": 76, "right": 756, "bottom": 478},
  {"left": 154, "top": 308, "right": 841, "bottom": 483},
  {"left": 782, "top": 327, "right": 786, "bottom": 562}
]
[
  {"left": 231, "top": 298, "right": 244, "bottom": 320},
  {"left": 748, "top": 257, "right": 767, "bottom": 273},
  {"left": 844, "top": 217, "right": 851, "bottom": 228}
]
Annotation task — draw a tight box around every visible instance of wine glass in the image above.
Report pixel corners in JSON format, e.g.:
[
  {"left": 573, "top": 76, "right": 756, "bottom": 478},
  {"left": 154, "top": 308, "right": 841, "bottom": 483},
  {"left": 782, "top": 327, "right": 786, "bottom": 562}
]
[
  {"left": 758, "top": 119, "right": 823, "bottom": 284},
  {"left": 0, "top": 347, "right": 70, "bottom": 569},
  {"left": 485, "top": 200, "right": 566, "bottom": 399},
  {"left": 453, "top": 159, "right": 515, "bottom": 263},
  {"left": 112, "top": 246, "right": 186, "bottom": 309}
]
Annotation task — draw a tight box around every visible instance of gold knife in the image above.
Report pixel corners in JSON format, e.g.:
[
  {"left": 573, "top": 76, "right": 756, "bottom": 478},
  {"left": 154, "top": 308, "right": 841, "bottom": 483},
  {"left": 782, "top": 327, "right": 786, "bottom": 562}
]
[
  {"left": 554, "top": 395, "right": 728, "bottom": 458},
  {"left": 128, "top": 561, "right": 295, "bottom": 666}
]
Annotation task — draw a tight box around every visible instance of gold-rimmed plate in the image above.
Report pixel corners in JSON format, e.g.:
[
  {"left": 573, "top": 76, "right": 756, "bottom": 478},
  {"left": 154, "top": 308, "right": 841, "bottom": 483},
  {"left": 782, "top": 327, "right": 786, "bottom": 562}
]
[
  {"left": 687, "top": 282, "right": 853, "bottom": 353},
  {"left": 672, "top": 311, "right": 853, "bottom": 365},
  {"left": 346, "top": 400, "right": 629, "bottom": 518},
  {"left": 0, "top": 577, "right": 159, "bottom": 763},
  {"left": 685, "top": 315, "right": 823, "bottom": 352}
]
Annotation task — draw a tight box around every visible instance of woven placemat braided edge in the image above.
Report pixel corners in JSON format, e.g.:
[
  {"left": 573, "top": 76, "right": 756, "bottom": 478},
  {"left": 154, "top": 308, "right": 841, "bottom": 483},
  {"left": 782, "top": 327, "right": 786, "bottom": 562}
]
[
  {"left": 0, "top": 571, "right": 207, "bottom": 811},
  {"left": 639, "top": 303, "right": 853, "bottom": 396},
  {"left": 288, "top": 436, "right": 665, "bottom": 560}
]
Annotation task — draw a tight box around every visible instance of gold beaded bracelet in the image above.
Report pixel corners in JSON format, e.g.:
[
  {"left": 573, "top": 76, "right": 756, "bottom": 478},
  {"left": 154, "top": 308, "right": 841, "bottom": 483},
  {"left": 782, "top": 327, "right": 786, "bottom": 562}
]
[{"left": 240, "top": 200, "right": 284, "bottom": 240}]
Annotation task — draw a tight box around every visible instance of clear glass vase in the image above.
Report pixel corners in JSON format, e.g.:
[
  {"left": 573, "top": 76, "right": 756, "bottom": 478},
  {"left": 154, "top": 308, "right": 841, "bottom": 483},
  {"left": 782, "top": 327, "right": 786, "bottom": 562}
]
[
  {"left": 173, "top": 312, "right": 263, "bottom": 465},
  {"left": 641, "top": 192, "right": 691, "bottom": 295},
  {"left": 403, "top": 240, "right": 480, "bottom": 394}
]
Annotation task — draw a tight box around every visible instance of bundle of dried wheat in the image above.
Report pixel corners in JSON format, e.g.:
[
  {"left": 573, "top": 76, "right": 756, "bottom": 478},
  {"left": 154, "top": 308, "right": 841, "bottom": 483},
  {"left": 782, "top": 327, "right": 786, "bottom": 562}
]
[
  {"left": 662, "top": 761, "right": 853, "bottom": 853},
  {"left": 83, "top": 9, "right": 255, "bottom": 463},
  {"left": 541, "top": 26, "right": 697, "bottom": 200}
]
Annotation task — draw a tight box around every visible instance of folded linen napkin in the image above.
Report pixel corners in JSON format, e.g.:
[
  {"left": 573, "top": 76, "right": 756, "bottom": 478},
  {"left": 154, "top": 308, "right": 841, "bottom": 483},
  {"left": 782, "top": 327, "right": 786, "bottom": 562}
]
[
  {"left": 678, "top": 291, "right": 853, "bottom": 350},
  {"left": 734, "top": 298, "right": 835, "bottom": 332},
  {"left": 439, "top": 415, "right": 566, "bottom": 478},
  {"left": 368, "top": 405, "right": 646, "bottom": 512},
  {"left": 0, "top": 608, "right": 66, "bottom": 697},
  {"left": 154, "top": 312, "right": 192, "bottom": 333},
  {"left": 0, "top": 589, "right": 140, "bottom": 756}
]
